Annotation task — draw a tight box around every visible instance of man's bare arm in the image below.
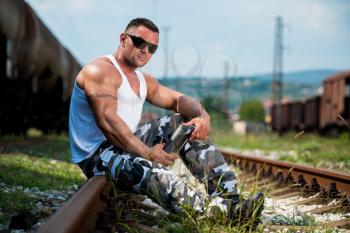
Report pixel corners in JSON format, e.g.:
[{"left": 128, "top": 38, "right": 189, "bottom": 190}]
[
  {"left": 145, "top": 74, "right": 182, "bottom": 111},
  {"left": 177, "top": 95, "right": 209, "bottom": 120},
  {"left": 177, "top": 95, "right": 211, "bottom": 140},
  {"left": 144, "top": 74, "right": 210, "bottom": 140}
]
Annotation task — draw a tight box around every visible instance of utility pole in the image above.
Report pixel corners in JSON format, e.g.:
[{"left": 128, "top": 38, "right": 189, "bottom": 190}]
[
  {"left": 224, "top": 60, "right": 229, "bottom": 115},
  {"left": 162, "top": 26, "right": 171, "bottom": 78},
  {"left": 272, "top": 16, "right": 284, "bottom": 131},
  {"left": 152, "top": 0, "right": 157, "bottom": 22}
]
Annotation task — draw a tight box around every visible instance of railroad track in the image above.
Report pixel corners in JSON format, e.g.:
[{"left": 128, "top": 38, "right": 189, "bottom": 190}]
[
  {"left": 38, "top": 150, "right": 350, "bottom": 233},
  {"left": 221, "top": 149, "right": 350, "bottom": 232}
]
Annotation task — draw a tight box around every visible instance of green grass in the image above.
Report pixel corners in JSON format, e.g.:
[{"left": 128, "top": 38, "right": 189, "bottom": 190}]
[
  {"left": 211, "top": 129, "right": 350, "bottom": 173},
  {"left": 0, "top": 134, "right": 85, "bottom": 190},
  {"left": 0, "top": 134, "right": 85, "bottom": 225},
  {"left": 0, "top": 153, "right": 84, "bottom": 190},
  {"left": 0, "top": 130, "right": 347, "bottom": 231},
  {"left": 270, "top": 213, "right": 316, "bottom": 226},
  {"left": 0, "top": 189, "right": 36, "bottom": 224},
  {"left": 0, "top": 134, "right": 72, "bottom": 161},
  {"left": 112, "top": 191, "right": 266, "bottom": 233},
  {"left": 110, "top": 181, "right": 337, "bottom": 233}
]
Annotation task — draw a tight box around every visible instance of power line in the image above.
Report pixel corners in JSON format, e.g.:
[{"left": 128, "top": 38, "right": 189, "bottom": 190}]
[
  {"left": 224, "top": 60, "right": 229, "bottom": 114},
  {"left": 272, "top": 16, "right": 284, "bottom": 103},
  {"left": 162, "top": 26, "right": 171, "bottom": 78},
  {"left": 271, "top": 16, "right": 284, "bottom": 132}
]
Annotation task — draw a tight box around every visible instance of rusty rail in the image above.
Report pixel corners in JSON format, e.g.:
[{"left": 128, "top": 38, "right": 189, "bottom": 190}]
[
  {"left": 221, "top": 149, "right": 350, "bottom": 197},
  {"left": 37, "top": 176, "right": 111, "bottom": 233}
]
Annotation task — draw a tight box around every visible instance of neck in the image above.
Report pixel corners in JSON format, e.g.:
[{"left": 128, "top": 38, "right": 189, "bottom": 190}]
[{"left": 113, "top": 49, "right": 136, "bottom": 75}]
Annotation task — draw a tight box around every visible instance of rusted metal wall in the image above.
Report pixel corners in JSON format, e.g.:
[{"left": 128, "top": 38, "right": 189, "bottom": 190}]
[
  {"left": 0, "top": 0, "right": 81, "bottom": 134},
  {"left": 344, "top": 96, "right": 350, "bottom": 121},
  {"left": 271, "top": 71, "right": 350, "bottom": 134},
  {"left": 0, "top": 33, "right": 6, "bottom": 81},
  {"left": 0, "top": 0, "right": 81, "bottom": 100},
  {"left": 320, "top": 71, "right": 350, "bottom": 129},
  {"left": 280, "top": 103, "right": 290, "bottom": 131},
  {"left": 271, "top": 104, "right": 282, "bottom": 132},
  {"left": 271, "top": 102, "right": 293, "bottom": 132},
  {"left": 289, "top": 101, "right": 304, "bottom": 131},
  {"left": 304, "top": 96, "right": 321, "bottom": 131}
]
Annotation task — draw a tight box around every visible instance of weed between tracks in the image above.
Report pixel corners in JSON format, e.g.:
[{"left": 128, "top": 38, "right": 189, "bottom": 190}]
[
  {"left": 106, "top": 173, "right": 316, "bottom": 233},
  {"left": 107, "top": 169, "right": 265, "bottom": 233},
  {"left": 232, "top": 169, "right": 339, "bottom": 233},
  {"left": 110, "top": 194, "right": 266, "bottom": 232},
  {"left": 105, "top": 153, "right": 342, "bottom": 233},
  {"left": 109, "top": 185, "right": 339, "bottom": 232},
  {"left": 270, "top": 213, "right": 317, "bottom": 226}
]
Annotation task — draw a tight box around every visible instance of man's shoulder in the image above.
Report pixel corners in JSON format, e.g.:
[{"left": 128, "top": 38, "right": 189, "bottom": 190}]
[
  {"left": 141, "top": 72, "right": 158, "bottom": 85},
  {"left": 81, "top": 57, "right": 121, "bottom": 84},
  {"left": 83, "top": 57, "right": 116, "bottom": 76}
]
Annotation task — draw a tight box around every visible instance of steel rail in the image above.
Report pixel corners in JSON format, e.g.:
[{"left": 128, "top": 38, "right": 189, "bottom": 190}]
[
  {"left": 37, "top": 176, "right": 111, "bottom": 233},
  {"left": 221, "top": 149, "right": 350, "bottom": 196}
]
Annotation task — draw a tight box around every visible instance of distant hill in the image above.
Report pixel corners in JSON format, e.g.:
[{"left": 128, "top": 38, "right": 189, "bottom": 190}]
[
  {"left": 145, "top": 69, "right": 343, "bottom": 113},
  {"left": 252, "top": 69, "right": 340, "bottom": 85}
]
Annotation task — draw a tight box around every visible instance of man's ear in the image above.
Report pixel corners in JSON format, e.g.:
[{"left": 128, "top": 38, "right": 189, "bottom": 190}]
[{"left": 120, "top": 33, "right": 127, "bottom": 47}]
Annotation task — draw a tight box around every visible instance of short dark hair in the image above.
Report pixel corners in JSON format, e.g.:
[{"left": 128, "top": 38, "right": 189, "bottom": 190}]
[{"left": 125, "top": 18, "right": 159, "bottom": 33}]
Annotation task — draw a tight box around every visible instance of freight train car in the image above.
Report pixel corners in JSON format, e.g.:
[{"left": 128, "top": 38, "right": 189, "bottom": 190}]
[
  {"left": 289, "top": 100, "right": 304, "bottom": 131},
  {"left": 0, "top": 0, "right": 81, "bottom": 134},
  {"left": 320, "top": 71, "right": 350, "bottom": 135},
  {"left": 303, "top": 96, "right": 321, "bottom": 131},
  {"left": 271, "top": 71, "right": 350, "bottom": 136}
]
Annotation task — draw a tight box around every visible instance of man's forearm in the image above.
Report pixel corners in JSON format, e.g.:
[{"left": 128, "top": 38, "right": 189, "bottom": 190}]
[
  {"left": 177, "top": 95, "right": 209, "bottom": 119},
  {"left": 98, "top": 116, "right": 152, "bottom": 159},
  {"left": 114, "top": 131, "right": 151, "bottom": 158}
]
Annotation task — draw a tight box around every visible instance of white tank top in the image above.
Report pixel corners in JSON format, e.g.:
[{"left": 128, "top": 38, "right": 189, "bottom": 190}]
[
  {"left": 105, "top": 55, "right": 147, "bottom": 133},
  {"left": 69, "top": 55, "right": 147, "bottom": 163}
]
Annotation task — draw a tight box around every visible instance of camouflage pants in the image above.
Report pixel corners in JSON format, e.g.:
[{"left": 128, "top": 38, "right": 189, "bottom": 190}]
[{"left": 78, "top": 114, "right": 238, "bottom": 213}]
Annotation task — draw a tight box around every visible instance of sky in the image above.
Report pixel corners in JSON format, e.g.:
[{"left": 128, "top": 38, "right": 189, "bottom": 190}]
[{"left": 26, "top": 0, "right": 350, "bottom": 79}]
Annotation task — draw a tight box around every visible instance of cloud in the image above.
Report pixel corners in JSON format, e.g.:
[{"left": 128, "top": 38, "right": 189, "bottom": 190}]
[
  {"left": 71, "top": 0, "right": 89, "bottom": 11},
  {"left": 25, "top": 0, "right": 350, "bottom": 76},
  {"left": 287, "top": 1, "right": 339, "bottom": 32}
]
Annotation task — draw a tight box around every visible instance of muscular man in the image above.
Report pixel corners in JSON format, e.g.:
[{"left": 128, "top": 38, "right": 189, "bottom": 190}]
[{"left": 69, "top": 18, "right": 263, "bottom": 223}]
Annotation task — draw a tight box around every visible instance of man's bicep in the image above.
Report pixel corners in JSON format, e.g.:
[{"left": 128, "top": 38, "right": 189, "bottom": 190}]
[
  {"left": 84, "top": 75, "right": 117, "bottom": 100},
  {"left": 83, "top": 68, "right": 118, "bottom": 121},
  {"left": 148, "top": 84, "right": 182, "bottom": 111},
  {"left": 144, "top": 74, "right": 182, "bottom": 111}
]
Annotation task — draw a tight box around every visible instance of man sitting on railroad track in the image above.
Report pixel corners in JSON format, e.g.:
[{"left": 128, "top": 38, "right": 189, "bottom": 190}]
[{"left": 68, "top": 17, "right": 264, "bottom": 225}]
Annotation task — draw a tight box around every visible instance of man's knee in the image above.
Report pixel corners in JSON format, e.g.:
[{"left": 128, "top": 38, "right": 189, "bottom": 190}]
[{"left": 113, "top": 157, "right": 153, "bottom": 191}]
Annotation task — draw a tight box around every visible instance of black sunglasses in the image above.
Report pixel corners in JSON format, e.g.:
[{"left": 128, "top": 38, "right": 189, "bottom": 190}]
[{"left": 125, "top": 33, "right": 158, "bottom": 54}]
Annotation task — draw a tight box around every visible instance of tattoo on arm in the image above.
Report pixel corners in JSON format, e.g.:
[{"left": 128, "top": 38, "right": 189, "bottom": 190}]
[{"left": 87, "top": 93, "right": 117, "bottom": 99}]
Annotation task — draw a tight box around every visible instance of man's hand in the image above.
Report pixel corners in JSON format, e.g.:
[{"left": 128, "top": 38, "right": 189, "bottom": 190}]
[
  {"left": 176, "top": 95, "right": 211, "bottom": 141},
  {"left": 182, "top": 115, "right": 211, "bottom": 141},
  {"left": 147, "top": 144, "right": 178, "bottom": 166}
]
